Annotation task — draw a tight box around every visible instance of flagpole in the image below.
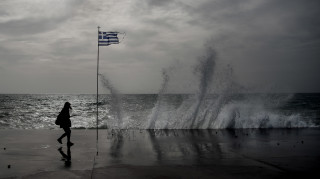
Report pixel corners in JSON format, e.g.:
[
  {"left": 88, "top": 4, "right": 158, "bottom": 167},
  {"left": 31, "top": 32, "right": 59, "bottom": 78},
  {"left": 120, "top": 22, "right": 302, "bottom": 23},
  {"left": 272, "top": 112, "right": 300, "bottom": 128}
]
[{"left": 96, "top": 26, "right": 100, "bottom": 156}]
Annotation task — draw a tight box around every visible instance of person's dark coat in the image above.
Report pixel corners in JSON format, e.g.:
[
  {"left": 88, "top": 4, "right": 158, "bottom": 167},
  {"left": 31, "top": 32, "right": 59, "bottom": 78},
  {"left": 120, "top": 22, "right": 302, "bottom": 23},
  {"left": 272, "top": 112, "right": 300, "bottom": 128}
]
[{"left": 59, "top": 108, "right": 71, "bottom": 128}]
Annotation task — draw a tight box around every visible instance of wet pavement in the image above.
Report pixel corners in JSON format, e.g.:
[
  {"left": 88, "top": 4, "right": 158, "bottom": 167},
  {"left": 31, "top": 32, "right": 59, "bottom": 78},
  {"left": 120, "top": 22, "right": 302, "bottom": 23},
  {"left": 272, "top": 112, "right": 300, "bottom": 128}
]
[{"left": 1, "top": 129, "right": 320, "bottom": 178}]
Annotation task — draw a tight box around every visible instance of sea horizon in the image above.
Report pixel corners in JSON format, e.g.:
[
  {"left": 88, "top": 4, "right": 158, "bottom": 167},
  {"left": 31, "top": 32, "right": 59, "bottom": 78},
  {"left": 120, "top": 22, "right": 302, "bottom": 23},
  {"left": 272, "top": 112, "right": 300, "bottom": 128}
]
[{"left": 1, "top": 93, "right": 319, "bottom": 130}]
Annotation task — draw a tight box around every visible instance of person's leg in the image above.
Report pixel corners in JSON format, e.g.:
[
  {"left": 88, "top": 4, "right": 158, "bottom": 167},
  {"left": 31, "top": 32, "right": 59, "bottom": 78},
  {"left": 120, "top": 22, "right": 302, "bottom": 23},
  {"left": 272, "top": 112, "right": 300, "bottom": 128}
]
[
  {"left": 59, "top": 133, "right": 67, "bottom": 139},
  {"left": 57, "top": 129, "right": 67, "bottom": 144},
  {"left": 65, "top": 128, "right": 71, "bottom": 143},
  {"left": 64, "top": 127, "right": 73, "bottom": 146}
]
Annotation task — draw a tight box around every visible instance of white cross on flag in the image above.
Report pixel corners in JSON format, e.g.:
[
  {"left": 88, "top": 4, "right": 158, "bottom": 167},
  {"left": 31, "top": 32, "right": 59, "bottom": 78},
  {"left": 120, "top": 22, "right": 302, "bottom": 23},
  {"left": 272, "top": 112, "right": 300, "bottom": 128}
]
[{"left": 98, "top": 31, "right": 119, "bottom": 46}]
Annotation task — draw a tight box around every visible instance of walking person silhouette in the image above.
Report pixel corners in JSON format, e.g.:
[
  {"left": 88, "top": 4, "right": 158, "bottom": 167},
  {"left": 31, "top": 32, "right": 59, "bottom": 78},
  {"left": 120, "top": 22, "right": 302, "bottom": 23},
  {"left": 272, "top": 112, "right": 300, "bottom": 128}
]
[{"left": 57, "top": 102, "right": 74, "bottom": 146}]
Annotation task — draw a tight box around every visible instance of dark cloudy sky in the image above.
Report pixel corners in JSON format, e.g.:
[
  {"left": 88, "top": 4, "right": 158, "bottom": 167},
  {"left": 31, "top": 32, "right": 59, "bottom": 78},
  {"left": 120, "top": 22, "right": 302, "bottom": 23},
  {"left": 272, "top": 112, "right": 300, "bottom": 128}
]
[{"left": 0, "top": 0, "right": 319, "bottom": 94}]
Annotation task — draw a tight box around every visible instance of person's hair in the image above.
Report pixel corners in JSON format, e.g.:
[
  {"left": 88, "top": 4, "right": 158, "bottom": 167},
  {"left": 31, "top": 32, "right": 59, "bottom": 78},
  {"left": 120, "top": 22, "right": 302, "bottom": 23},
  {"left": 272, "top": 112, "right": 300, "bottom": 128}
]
[{"left": 63, "top": 102, "right": 72, "bottom": 109}]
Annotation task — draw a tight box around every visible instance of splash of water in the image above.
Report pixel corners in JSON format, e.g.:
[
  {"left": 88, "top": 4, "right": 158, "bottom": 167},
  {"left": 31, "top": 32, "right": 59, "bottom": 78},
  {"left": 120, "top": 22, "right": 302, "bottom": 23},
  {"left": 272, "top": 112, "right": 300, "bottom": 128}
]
[
  {"left": 148, "top": 68, "right": 170, "bottom": 129},
  {"left": 146, "top": 45, "right": 311, "bottom": 129},
  {"left": 211, "top": 97, "right": 308, "bottom": 128},
  {"left": 99, "top": 74, "right": 122, "bottom": 128},
  {"left": 97, "top": 44, "right": 313, "bottom": 129},
  {"left": 189, "top": 46, "right": 216, "bottom": 128}
]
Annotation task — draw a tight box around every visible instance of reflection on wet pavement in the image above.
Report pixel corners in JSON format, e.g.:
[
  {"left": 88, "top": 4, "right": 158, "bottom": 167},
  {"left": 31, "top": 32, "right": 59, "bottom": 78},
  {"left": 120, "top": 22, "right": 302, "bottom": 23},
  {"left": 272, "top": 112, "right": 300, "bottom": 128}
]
[{"left": 97, "top": 129, "right": 320, "bottom": 172}]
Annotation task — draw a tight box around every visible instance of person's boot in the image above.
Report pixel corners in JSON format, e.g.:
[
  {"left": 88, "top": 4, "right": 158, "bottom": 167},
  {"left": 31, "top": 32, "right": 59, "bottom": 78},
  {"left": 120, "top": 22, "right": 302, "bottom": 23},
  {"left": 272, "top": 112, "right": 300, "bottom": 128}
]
[{"left": 67, "top": 142, "right": 74, "bottom": 146}]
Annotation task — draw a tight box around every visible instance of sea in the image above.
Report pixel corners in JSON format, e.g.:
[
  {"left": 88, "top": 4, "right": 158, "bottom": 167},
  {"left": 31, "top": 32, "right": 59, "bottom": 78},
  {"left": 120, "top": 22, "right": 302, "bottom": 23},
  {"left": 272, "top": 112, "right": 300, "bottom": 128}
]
[{"left": 0, "top": 93, "right": 319, "bottom": 130}]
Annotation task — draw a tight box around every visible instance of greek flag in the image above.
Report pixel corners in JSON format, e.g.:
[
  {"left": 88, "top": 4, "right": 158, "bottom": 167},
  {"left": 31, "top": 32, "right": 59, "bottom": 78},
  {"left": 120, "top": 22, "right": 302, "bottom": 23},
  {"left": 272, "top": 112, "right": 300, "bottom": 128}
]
[{"left": 98, "top": 31, "right": 119, "bottom": 46}]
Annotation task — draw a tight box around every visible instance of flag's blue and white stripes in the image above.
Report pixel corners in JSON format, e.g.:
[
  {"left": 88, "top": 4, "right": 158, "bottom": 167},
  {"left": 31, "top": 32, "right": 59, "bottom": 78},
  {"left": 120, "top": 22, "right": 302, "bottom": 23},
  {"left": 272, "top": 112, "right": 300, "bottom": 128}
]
[{"left": 98, "top": 31, "right": 119, "bottom": 46}]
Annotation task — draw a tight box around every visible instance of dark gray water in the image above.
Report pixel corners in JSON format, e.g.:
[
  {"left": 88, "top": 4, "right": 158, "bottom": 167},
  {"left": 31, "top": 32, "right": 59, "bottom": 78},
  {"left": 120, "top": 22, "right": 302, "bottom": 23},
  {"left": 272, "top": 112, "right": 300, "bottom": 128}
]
[{"left": 0, "top": 93, "right": 319, "bottom": 129}]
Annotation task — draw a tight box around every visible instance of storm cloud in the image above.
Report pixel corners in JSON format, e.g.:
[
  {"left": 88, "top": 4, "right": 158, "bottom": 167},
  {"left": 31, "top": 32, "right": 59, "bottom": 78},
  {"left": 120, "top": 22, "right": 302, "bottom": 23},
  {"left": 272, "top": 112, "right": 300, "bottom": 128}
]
[{"left": 0, "top": 0, "right": 319, "bottom": 93}]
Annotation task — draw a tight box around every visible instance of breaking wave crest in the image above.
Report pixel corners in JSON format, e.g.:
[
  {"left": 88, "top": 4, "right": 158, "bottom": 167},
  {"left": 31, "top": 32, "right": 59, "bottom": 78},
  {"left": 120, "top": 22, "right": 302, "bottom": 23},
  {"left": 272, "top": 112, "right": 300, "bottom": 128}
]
[{"left": 102, "top": 46, "right": 316, "bottom": 129}]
